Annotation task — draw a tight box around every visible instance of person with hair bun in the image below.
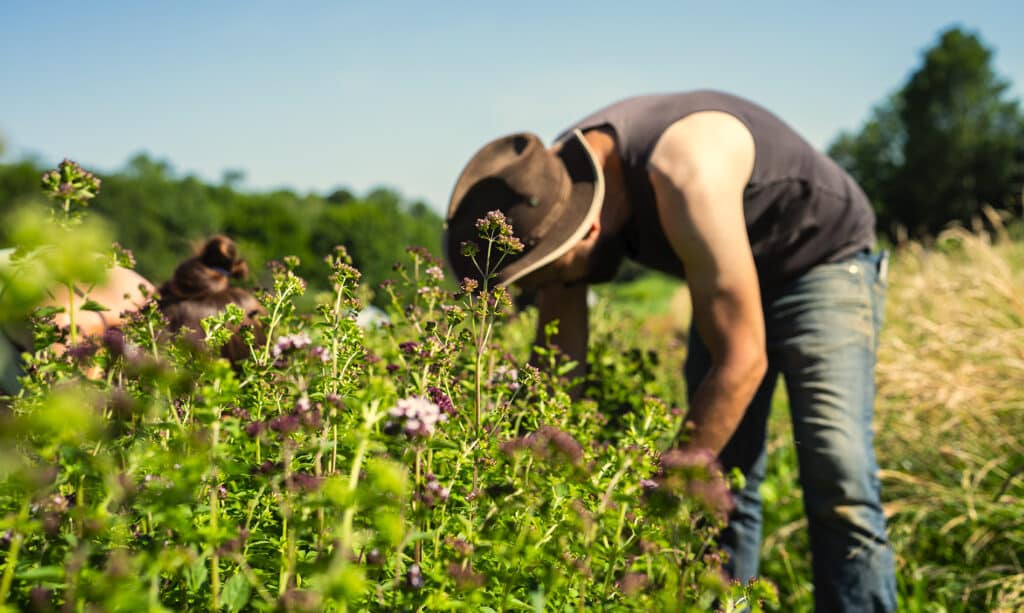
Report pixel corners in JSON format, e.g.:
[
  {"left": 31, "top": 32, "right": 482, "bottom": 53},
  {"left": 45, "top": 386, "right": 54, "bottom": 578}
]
[{"left": 157, "top": 235, "right": 265, "bottom": 363}]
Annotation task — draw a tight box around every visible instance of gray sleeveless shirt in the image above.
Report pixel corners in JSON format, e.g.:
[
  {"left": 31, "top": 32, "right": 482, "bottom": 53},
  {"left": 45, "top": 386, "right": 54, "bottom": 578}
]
[{"left": 559, "top": 90, "right": 875, "bottom": 289}]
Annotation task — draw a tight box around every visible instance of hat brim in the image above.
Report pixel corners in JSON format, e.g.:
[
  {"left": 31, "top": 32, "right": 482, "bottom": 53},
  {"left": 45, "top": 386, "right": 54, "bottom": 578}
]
[{"left": 490, "top": 129, "right": 605, "bottom": 287}]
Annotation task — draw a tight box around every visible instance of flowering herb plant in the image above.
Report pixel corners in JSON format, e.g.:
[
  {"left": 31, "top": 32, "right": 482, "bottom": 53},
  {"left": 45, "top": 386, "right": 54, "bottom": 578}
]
[{"left": 0, "top": 163, "right": 777, "bottom": 611}]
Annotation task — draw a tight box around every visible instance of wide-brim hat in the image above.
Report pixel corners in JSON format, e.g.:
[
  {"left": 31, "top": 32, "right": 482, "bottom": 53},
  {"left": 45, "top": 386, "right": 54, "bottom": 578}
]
[{"left": 444, "top": 129, "right": 604, "bottom": 287}]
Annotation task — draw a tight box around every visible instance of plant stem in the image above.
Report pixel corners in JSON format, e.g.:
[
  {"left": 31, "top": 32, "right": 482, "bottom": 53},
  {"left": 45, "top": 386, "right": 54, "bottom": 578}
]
[
  {"left": 279, "top": 514, "right": 289, "bottom": 596},
  {"left": 0, "top": 504, "right": 28, "bottom": 605},
  {"left": 331, "top": 424, "right": 338, "bottom": 475},
  {"left": 210, "top": 421, "right": 221, "bottom": 611},
  {"left": 0, "top": 533, "right": 23, "bottom": 605},
  {"left": 66, "top": 280, "right": 78, "bottom": 347},
  {"left": 340, "top": 434, "right": 369, "bottom": 553},
  {"left": 474, "top": 343, "right": 484, "bottom": 438},
  {"left": 279, "top": 443, "right": 293, "bottom": 595},
  {"left": 331, "top": 279, "right": 344, "bottom": 392},
  {"left": 414, "top": 447, "right": 423, "bottom": 564}
]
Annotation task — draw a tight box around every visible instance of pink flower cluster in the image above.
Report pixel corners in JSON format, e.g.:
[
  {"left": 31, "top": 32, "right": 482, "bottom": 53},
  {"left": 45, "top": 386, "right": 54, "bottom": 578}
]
[{"left": 386, "top": 396, "right": 447, "bottom": 438}]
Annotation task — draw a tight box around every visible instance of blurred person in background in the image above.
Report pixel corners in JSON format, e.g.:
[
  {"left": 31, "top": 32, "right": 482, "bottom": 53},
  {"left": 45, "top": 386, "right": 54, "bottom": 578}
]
[
  {"left": 0, "top": 247, "right": 154, "bottom": 395},
  {"left": 156, "top": 235, "right": 265, "bottom": 364}
]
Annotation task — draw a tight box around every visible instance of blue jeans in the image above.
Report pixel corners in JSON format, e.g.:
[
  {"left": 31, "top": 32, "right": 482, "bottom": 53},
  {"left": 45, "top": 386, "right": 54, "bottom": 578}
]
[{"left": 685, "top": 251, "right": 897, "bottom": 612}]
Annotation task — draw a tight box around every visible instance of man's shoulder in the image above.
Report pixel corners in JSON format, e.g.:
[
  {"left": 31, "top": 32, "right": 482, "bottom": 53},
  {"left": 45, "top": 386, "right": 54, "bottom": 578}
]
[{"left": 648, "top": 112, "right": 756, "bottom": 188}]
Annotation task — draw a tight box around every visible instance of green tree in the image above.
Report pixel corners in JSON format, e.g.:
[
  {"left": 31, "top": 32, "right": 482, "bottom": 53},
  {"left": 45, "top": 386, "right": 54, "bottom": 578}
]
[
  {"left": 828, "top": 94, "right": 905, "bottom": 229},
  {"left": 309, "top": 190, "right": 444, "bottom": 305},
  {"left": 829, "top": 27, "right": 1024, "bottom": 236}
]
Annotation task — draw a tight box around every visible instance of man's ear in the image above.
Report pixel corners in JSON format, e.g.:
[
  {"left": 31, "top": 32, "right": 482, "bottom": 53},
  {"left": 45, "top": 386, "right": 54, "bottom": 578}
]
[{"left": 584, "top": 219, "right": 601, "bottom": 242}]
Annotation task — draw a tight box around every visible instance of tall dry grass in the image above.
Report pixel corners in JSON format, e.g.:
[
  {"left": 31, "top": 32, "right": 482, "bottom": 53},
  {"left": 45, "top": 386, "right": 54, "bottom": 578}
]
[
  {"left": 875, "top": 226, "right": 1024, "bottom": 611},
  {"left": 597, "top": 225, "right": 1024, "bottom": 610}
]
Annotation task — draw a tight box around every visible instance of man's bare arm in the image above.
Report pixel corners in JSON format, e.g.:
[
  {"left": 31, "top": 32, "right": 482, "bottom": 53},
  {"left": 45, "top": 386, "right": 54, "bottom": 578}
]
[
  {"left": 649, "top": 111, "right": 767, "bottom": 456},
  {"left": 531, "top": 282, "right": 589, "bottom": 390}
]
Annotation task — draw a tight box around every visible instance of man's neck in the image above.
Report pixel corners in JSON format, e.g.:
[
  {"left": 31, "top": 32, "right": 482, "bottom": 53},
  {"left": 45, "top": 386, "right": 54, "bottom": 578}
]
[{"left": 582, "top": 128, "right": 631, "bottom": 234}]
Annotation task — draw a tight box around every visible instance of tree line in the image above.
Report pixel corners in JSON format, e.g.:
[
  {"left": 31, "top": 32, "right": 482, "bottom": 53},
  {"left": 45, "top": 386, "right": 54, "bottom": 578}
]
[{"left": 0, "top": 154, "right": 444, "bottom": 305}]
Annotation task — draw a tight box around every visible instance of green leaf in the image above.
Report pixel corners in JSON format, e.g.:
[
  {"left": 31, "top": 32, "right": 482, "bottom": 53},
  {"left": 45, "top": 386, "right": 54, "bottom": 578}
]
[
  {"left": 221, "top": 572, "right": 251, "bottom": 611},
  {"left": 374, "top": 509, "right": 405, "bottom": 546},
  {"left": 33, "top": 305, "right": 65, "bottom": 319},
  {"left": 79, "top": 299, "right": 109, "bottom": 312},
  {"left": 16, "top": 565, "right": 64, "bottom": 581},
  {"left": 185, "top": 555, "right": 208, "bottom": 594},
  {"left": 556, "top": 360, "right": 579, "bottom": 377}
]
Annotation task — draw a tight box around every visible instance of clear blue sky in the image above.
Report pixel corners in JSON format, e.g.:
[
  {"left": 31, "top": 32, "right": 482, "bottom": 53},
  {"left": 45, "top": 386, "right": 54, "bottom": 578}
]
[{"left": 2, "top": 1, "right": 1021, "bottom": 212}]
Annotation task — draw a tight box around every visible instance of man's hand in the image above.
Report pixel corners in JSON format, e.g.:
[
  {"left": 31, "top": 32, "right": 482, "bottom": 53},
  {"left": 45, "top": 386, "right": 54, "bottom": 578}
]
[
  {"left": 530, "top": 282, "right": 590, "bottom": 397},
  {"left": 649, "top": 111, "right": 767, "bottom": 455}
]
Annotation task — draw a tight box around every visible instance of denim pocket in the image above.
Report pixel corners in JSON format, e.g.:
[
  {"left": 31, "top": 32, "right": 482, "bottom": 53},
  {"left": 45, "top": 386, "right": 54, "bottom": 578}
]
[{"left": 785, "top": 256, "right": 877, "bottom": 348}]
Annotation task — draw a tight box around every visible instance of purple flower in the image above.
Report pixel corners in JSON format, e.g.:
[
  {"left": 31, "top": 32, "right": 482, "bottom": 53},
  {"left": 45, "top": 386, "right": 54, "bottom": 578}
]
[
  {"left": 687, "top": 478, "right": 735, "bottom": 520},
  {"left": 405, "top": 563, "right": 424, "bottom": 590},
  {"left": 272, "top": 332, "right": 312, "bottom": 358},
  {"left": 419, "top": 473, "right": 451, "bottom": 508},
  {"left": 617, "top": 572, "right": 649, "bottom": 596},
  {"left": 490, "top": 364, "right": 520, "bottom": 391},
  {"left": 500, "top": 426, "right": 584, "bottom": 466},
  {"left": 659, "top": 448, "right": 716, "bottom": 472},
  {"left": 446, "top": 537, "right": 474, "bottom": 558},
  {"left": 426, "top": 386, "right": 456, "bottom": 415},
  {"left": 644, "top": 448, "right": 735, "bottom": 520},
  {"left": 29, "top": 587, "right": 54, "bottom": 611},
  {"left": 215, "top": 528, "right": 249, "bottom": 557},
  {"left": 385, "top": 396, "right": 447, "bottom": 438},
  {"left": 252, "top": 461, "right": 281, "bottom": 476},
  {"left": 297, "top": 406, "right": 322, "bottom": 430},
  {"left": 474, "top": 210, "right": 524, "bottom": 254},
  {"left": 67, "top": 338, "right": 98, "bottom": 359},
  {"left": 285, "top": 472, "right": 323, "bottom": 493},
  {"left": 398, "top": 341, "right": 420, "bottom": 355},
  {"left": 309, "top": 345, "right": 330, "bottom": 363},
  {"left": 269, "top": 414, "right": 301, "bottom": 436},
  {"left": 102, "top": 328, "right": 127, "bottom": 356},
  {"left": 448, "top": 561, "right": 485, "bottom": 590},
  {"left": 244, "top": 421, "right": 267, "bottom": 438},
  {"left": 425, "top": 266, "right": 444, "bottom": 281},
  {"left": 278, "top": 589, "right": 320, "bottom": 611}
]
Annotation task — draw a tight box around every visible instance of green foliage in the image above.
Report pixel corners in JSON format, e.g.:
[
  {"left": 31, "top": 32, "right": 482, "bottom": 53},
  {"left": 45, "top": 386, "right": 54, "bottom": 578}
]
[
  {"left": 0, "top": 191, "right": 774, "bottom": 610},
  {"left": 308, "top": 190, "right": 442, "bottom": 301},
  {"left": 829, "top": 27, "right": 1024, "bottom": 237}
]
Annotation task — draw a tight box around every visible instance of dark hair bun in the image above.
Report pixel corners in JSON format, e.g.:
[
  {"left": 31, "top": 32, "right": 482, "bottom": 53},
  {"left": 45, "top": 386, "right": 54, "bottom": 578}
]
[
  {"left": 198, "top": 235, "right": 249, "bottom": 280},
  {"left": 160, "top": 235, "right": 250, "bottom": 303},
  {"left": 156, "top": 235, "right": 266, "bottom": 364}
]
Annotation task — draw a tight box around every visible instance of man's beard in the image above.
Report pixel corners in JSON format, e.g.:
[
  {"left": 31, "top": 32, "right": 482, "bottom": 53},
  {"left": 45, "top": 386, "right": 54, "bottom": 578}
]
[{"left": 576, "top": 233, "right": 627, "bottom": 285}]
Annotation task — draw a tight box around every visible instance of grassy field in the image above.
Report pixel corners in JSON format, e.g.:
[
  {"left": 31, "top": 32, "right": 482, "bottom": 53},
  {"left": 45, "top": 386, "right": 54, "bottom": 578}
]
[{"left": 597, "top": 231, "right": 1024, "bottom": 611}]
